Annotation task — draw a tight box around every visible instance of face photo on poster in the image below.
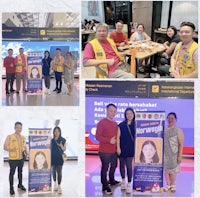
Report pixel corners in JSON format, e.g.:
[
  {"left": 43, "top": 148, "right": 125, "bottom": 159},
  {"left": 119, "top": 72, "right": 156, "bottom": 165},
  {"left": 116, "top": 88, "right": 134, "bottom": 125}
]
[{"left": 135, "top": 137, "right": 163, "bottom": 165}]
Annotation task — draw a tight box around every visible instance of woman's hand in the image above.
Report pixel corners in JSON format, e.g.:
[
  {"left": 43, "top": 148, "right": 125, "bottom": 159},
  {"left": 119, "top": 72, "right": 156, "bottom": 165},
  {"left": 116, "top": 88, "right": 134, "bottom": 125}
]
[
  {"left": 117, "top": 147, "right": 121, "bottom": 156},
  {"left": 177, "top": 155, "right": 182, "bottom": 164}
]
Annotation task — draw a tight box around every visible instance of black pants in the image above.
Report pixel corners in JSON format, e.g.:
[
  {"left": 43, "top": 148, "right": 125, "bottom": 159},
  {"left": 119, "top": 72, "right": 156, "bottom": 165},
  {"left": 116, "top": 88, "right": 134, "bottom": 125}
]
[
  {"left": 119, "top": 157, "right": 133, "bottom": 182},
  {"left": 6, "top": 73, "right": 15, "bottom": 92},
  {"left": 99, "top": 152, "right": 118, "bottom": 188},
  {"left": 52, "top": 165, "right": 63, "bottom": 185},
  {"left": 9, "top": 159, "right": 24, "bottom": 189},
  {"left": 44, "top": 75, "right": 50, "bottom": 89},
  {"left": 55, "top": 71, "right": 62, "bottom": 91}
]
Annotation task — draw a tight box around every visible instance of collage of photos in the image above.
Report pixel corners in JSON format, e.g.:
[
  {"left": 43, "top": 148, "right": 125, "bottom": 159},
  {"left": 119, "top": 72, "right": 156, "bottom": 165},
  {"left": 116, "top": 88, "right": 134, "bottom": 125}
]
[
  {"left": 1, "top": 0, "right": 81, "bottom": 198},
  {"left": 83, "top": 0, "right": 197, "bottom": 198},
  {"left": 0, "top": 0, "right": 198, "bottom": 198}
]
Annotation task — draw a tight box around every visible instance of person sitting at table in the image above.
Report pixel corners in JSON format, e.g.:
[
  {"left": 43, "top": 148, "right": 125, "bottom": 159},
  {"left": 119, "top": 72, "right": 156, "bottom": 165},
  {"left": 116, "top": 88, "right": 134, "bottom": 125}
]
[
  {"left": 170, "top": 21, "right": 198, "bottom": 78},
  {"left": 82, "top": 19, "right": 89, "bottom": 30},
  {"left": 130, "top": 24, "right": 151, "bottom": 73},
  {"left": 88, "top": 19, "right": 99, "bottom": 32},
  {"left": 157, "top": 26, "right": 180, "bottom": 76},
  {"left": 83, "top": 22, "right": 135, "bottom": 78},
  {"left": 109, "top": 20, "right": 128, "bottom": 47}
]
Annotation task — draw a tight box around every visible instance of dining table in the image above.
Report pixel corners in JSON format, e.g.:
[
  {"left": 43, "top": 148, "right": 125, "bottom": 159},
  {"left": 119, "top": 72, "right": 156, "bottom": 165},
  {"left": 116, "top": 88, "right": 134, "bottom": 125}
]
[{"left": 118, "top": 41, "right": 166, "bottom": 77}]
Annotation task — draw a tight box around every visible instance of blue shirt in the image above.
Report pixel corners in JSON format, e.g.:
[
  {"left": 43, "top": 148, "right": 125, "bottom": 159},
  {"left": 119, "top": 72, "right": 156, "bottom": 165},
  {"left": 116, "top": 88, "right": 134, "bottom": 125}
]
[
  {"left": 42, "top": 57, "right": 52, "bottom": 76},
  {"left": 51, "top": 136, "right": 66, "bottom": 166},
  {"left": 118, "top": 121, "right": 135, "bottom": 157}
]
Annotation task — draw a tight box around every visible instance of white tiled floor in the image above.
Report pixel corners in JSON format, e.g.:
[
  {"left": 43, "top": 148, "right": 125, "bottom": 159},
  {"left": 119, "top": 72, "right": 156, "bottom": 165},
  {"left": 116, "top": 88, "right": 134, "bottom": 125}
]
[{"left": 3, "top": 160, "right": 79, "bottom": 197}]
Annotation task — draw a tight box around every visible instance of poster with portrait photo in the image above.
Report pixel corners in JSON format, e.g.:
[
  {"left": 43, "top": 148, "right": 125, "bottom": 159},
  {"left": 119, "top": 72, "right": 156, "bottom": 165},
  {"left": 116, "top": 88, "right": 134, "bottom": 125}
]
[
  {"left": 133, "top": 111, "right": 165, "bottom": 192},
  {"left": 27, "top": 52, "right": 43, "bottom": 94},
  {"left": 28, "top": 128, "right": 52, "bottom": 194}
]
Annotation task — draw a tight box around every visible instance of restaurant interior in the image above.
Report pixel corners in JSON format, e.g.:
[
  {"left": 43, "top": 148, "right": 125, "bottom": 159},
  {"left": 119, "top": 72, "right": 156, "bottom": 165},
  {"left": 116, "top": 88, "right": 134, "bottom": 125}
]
[{"left": 81, "top": 1, "right": 198, "bottom": 78}]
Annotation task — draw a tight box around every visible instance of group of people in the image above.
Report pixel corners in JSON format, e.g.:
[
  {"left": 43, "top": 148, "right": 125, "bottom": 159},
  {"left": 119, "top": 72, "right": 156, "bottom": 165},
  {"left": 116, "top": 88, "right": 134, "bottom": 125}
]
[
  {"left": 3, "top": 47, "right": 75, "bottom": 95},
  {"left": 96, "top": 103, "right": 184, "bottom": 195},
  {"left": 3, "top": 122, "right": 66, "bottom": 195},
  {"left": 83, "top": 20, "right": 198, "bottom": 78}
]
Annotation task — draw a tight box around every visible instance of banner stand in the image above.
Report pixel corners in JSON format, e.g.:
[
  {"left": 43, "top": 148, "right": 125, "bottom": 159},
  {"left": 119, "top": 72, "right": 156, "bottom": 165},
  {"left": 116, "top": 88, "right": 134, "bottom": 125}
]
[
  {"left": 133, "top": 111, "right": 165, "bottom": 193},
  {"left": 28, "top": 128, "right": 52, "bottom": 195}
]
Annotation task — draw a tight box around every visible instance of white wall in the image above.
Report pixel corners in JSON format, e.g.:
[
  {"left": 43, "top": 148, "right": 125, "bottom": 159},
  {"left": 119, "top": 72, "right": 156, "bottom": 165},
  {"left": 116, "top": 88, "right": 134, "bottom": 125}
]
[
  {"left": 81, "top": 1, "right": 105, "bottom": 22},
  {"left": 161, "top": 1, "right": 198, "bottom": 31}
]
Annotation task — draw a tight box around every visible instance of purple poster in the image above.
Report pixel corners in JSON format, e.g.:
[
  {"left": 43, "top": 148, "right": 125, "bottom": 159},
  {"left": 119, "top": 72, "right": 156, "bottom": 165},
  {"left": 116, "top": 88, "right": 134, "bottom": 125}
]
[
  {"left": 28, "top": 128, "right": 52, "bottom": 194},
  {"left": 133, "top": 111, "right": 165, "bottom": 192},
  {"left": 27, "top": 52, "right": 43, "bottom": 94}
]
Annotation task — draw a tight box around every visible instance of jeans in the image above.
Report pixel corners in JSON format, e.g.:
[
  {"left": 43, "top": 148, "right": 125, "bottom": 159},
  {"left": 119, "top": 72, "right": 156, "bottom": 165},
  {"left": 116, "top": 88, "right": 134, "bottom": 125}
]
[
  {"left": 9, "top": 159, "right": 24, "bottom": 189},
  {"left": 44, "top": 75, "right": 50, "bottom": 89},
  {"left": 6, "top": 73, "right": 15, "bottom": 91},
  {"left": 52, "top": 165, "right": 63, "bottom": 185},
  {"left": 99, "top": 152, "right": 118, "bottom": 188},
  {"left": 119, "top": 157, "right": 133, "bottom": 182},
  {"left": 55, "top": 71, "right": 62, "bottom": 90}
]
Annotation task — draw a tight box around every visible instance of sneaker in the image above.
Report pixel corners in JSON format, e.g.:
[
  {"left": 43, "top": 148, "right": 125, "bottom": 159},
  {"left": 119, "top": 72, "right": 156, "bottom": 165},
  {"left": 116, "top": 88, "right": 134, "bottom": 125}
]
[
  {"left": 126, "top": 183, "right": 132, "bottom": 194},
  {"left": 10, "top": 188, "right": 15, "bottom": 196},
  {"left": 102, "top": 186, "right": 112, "bottom": 195},
  {"left": 109, "top": 180, "right": 120, "bottom": 186},
  {"left": 18, "top": 184, "right": 26, "bottom": 191},
  {"left": 47, "top": 89, "right": 51, "bottom": 95},
  {"left": 54, "top": 183, "right": 58, "bottom": 191},
  {"left": 53, "top": 88, "right": 58, "bottom": 92},
  {"left": 121, "top": 180, "right": 126, "bottom": 190},
  {"left": 58, "top": 186, "right": 62, "bottom": 194}
]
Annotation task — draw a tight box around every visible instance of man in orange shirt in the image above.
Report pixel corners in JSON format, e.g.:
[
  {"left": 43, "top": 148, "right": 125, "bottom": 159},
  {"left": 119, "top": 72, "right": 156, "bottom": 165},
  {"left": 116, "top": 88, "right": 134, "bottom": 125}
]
[{"left": 109, "top": 20, "right": 128, "bottom": 47}]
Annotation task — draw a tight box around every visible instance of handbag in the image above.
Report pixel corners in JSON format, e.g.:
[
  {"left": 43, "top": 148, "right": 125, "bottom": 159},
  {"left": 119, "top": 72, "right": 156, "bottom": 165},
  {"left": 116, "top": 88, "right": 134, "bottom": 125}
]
[
  {"left": 55, "top": 139, "right": 67, "bottom": 161},
  {"left": 62, "top": 153, "right": 68, "bottom": 161},
  {"left": 22, "top": 151, "right": 27, "bottom": 160}
]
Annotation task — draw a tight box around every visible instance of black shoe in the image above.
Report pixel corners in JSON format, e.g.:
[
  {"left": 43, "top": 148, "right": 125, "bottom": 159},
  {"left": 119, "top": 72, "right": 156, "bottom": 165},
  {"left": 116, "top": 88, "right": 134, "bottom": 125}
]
[
  {"left": 57, "top": 90, "right": 61, "bottom": 94},
  {"left": 102, "top": 186, "right": 112, "bottom": 195},
  {"left": 24, "top": 89, "right": 28, "bottom": 93},
  {"left": 6, "top": 91, "right": 10, "bottom": 95},
  {"left": 53, "top": 88, "right": 58, "bottom": 92},
  {"left": 16, "top": 91, "right": 19, "bottom": 94},
  {"left": 109, "top": 180, "right": 121, "bottom": 186},
  {"left": 18, "top": 184, "right": 26, "bottom": 191},
  {"left": 10, "top": 89, "right": 15, "bottom": 93},
  {"left": 10, "top": 188, "right": 15, "bottom": 196}
]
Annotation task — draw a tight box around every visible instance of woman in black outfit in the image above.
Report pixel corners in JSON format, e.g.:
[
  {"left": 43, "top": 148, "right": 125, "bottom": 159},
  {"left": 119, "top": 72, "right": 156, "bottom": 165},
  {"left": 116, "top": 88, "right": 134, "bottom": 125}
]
[{"left": 51, "top": 126, "right": 66, "bottom": 194}]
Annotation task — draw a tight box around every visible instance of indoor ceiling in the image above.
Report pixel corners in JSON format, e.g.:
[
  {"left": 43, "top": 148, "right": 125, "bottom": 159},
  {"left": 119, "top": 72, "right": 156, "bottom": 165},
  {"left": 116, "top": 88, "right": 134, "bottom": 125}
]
[{"left": 3, "top": 12, "right": 79, "bottom": 28}]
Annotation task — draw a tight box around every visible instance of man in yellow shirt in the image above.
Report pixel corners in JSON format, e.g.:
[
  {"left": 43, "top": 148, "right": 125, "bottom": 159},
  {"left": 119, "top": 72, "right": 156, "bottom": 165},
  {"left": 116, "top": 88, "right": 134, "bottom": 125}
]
[
  {"left": 4, "top": 122, "right": 28, "bottom": 196},
  {"left": 53, "top": 48, "right": 64, "bottom": 93},
  {"left": 170, "top": 22, "right": 198, "bottom": 78}
]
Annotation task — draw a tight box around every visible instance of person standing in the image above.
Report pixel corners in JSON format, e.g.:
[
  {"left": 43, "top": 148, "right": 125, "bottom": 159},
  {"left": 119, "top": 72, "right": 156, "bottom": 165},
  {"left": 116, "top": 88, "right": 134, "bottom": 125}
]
[
  {"left": 42, "top": 50, "right": 52, "bottom": 95},
  {"left": 164, "top": 112, "right": 184, "bottom": 193},
  {"left": 53, "top": 48, "right": 64, "bottom": 93},
  {"left": 3, "top": 122, "right": 28, "bottom": 196},
  {"left": 3, "top": 48, "right": 16, "bottom": 95},
  {"left": 64, "top": 52, "right": 75, "bottom": 95},
  {"left": 117, "top": 108, "right": 135, "bottom": 194},
  {"left": 51, "top": 126, "right": 66, "bottom": 194},
  {"left": 96, "top": 103, "right": 120, "bottom": 195},
  {"left": 14, "top": 48, "right": 27, "bottom": 93}
]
